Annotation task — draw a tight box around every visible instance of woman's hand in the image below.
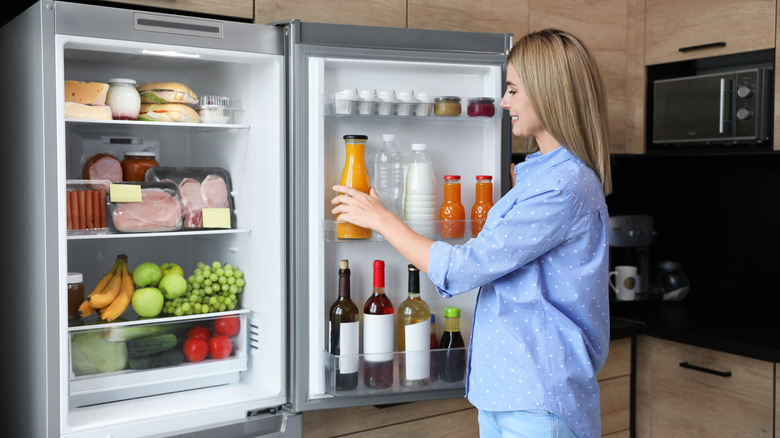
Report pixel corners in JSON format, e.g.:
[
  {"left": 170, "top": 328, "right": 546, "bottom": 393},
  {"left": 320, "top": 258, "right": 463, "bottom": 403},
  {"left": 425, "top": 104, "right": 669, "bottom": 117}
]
[{"left": 331, "top": 185, "right": 392, "bottom": 231}]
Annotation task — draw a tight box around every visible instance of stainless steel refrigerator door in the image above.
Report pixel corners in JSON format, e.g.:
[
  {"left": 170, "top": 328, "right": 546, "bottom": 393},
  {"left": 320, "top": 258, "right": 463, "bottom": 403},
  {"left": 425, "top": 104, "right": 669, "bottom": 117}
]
[{"left": 285, "top": 19, "right": 513, "bottom": 413}]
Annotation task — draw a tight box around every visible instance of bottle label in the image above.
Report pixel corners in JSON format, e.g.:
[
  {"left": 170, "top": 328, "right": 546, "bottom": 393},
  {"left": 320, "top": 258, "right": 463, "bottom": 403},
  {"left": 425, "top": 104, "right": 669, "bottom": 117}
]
[
  {"left": 338, "top": 321, "right": 359, "bottom": 373},
  {"left": 363, "top": 313, "right": 394, "bottom": 362},
  {"left": 404, "top": 318, "right": 431, "bottom": 380}
]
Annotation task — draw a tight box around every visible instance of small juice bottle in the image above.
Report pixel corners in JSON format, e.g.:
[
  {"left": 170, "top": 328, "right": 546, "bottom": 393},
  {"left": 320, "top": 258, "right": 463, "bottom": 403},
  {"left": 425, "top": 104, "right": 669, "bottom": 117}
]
[
  {"left": 471, "top": 175, "right": 493, "bottom": 237},
  {"left": 337, "top": 135, "right": 372, "bottom": 239},
  {"left": 439, "top": 175, "right": 465, "bottom": 238}
]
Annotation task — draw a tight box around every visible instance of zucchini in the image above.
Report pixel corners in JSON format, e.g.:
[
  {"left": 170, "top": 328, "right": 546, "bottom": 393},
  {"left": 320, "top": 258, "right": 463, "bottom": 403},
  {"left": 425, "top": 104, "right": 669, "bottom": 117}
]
[
  {"left": 129, "top": 348, "right": 184, "bottom": 370},
  {"left": 126, "top": 333, "right": 178, "bottom": 358}
]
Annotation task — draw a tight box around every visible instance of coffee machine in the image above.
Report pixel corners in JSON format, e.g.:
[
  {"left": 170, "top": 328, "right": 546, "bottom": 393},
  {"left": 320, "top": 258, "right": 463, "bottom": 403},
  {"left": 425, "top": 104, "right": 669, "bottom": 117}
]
[{"left": 609, "top": 215, "right": 654, "bottom": 296}]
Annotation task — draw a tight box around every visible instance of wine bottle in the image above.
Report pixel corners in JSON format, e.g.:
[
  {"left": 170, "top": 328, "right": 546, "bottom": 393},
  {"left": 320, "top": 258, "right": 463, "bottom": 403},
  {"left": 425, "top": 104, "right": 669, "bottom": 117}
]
[
  {"left": 328, "top": 260, "right": 359, "bottom": 391},
  {"left": 429, "top": 313, "right": 438, "bottom": 382},
  {"left": 363, "top": 260, "right": 395, "bottom": 389},
  {"left": 397, "top": 264, "right": 431, "bottom": 388},
  {"left": 438, "top": 306, "right": 466, "bottom": 382}
]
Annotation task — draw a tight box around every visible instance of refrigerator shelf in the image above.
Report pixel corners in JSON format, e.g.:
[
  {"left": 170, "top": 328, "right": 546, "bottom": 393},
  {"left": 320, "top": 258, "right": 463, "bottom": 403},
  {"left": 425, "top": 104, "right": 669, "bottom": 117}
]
[
  {"left": 324, "top": 113, "right": 502, "bottom": 122},
  {"left": 322, "top": 219, "right": 478, "bottom": 243},
  {"left": 65, "top": 118, "right": 250, "bottom": 131},
  {"left": 322, "top": 348, "right": 467, "bottom": 397},
  {"left": 67, "top": 227, "right": 250, "bottom": 240},
  {"left": 68, "top": 308, "right": 250, "bottom": 333}
]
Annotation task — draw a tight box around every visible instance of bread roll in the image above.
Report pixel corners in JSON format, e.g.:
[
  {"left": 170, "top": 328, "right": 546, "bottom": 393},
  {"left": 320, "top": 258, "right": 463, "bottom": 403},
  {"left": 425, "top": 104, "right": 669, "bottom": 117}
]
[
  {"left": 65, "top": 102, "right": 113, "bottom": 120},
  {"left": 136, "top": 82, "right": 198, "bottom": 104},
  {"left": 137, "top": 103, "right": 200, "bottom": 123},
  {"left": 64, "top": 81, "right": 109, "bottom": 106}
]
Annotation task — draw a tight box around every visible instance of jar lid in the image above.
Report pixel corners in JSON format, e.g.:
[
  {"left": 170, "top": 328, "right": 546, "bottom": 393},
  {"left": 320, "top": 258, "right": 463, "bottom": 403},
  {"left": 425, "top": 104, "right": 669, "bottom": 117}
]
[
  {"left": 68, "top": 272, "right": 83, "bottom": 283},
  {"left": 343, "top": 135, "right": 368, "bottom": 140},
  {"left": 435, "top": 96, "right": 461, "bottom": 103},
  {"left": 108, "top": 78, "right": 137, "bottom": 85},
  {"left": 444, "top": 306, "right": 460, "bottom": 317},
  {"left": 470, "top": 97, "right": 495, "bottom": 103},
  {"left": 444, "top": 175, "right": 461, "bottom": 181},
  {"left": 124, "top": 151, "right": 157, "bottom": 157},
  {"left": 476, "top": 175, "right": 493, "bottom": 181},
  {"left": 411, "top": 143, "right": 428, "bottom": 151}
]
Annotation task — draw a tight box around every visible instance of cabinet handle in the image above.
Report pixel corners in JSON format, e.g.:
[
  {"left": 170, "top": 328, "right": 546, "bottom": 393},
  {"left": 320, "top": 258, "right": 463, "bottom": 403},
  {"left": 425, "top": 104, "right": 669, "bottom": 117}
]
[
  {"left": 678, "top": 42, "right": 727, "bottom": 53},
  {"left": 679, "top": 361, "right": 732, "bottom": 377}
]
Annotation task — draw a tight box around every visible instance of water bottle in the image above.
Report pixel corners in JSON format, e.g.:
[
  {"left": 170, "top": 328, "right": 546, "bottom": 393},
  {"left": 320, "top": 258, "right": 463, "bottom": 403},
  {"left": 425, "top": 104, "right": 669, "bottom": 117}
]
[{"left": 374, "top": 134, "right": 404, "bottom": 217}]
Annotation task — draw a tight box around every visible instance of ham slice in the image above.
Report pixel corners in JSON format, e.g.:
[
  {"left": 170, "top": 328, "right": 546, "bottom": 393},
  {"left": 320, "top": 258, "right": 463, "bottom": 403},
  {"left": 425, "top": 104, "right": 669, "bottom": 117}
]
[
  {"left": 111, "top": 188, "right": 182, "bottom": 232},
  {"left": 201, "top": 174, "right": 229, "bottom": 208},
  {"left": 179, "top": 178, "right": 204, "bottom": 228},
  {"left": 83, "top": 153, "right": 123, "bottom": 182}
]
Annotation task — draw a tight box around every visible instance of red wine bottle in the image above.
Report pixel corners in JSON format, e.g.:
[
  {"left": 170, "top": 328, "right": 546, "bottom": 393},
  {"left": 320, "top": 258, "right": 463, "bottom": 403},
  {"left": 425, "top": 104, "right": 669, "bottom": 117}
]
[
  {"left": 362, "top": 260, "right": 395, "bottom": 389},
  {"left": 328, "top": 260, "right": 359, "bottom": 391}
]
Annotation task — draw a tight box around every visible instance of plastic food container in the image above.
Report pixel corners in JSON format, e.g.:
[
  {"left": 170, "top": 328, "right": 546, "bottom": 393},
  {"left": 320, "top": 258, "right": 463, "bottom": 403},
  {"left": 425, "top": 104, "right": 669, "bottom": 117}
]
[
  {"left": 110, "top": 181, "right": 183, "bottom": 233},
  {"left": 66, "top": 179, "right": 111, "bottom": 234},
  {"left": 145, "top": 167, "right": 236, "bottom": 230},
  {"left": 434, "top": 96, "right": 462, "bottom": 116},
  {"left": 197, "top": 95, "right": 234, "bottom": 124},
  {"left": 467, "top": 97, "right": 496, "bottom": 117}
]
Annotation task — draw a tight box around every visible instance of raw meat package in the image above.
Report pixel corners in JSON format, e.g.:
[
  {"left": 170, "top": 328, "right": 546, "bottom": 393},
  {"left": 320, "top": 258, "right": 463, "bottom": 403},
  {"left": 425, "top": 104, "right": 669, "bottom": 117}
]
[
  {"left": 145, "top": 167, "right": 236, "bottom": 229},
  {"left": 110, "top": 181, "right": 183, "bottom": 233},
  {"left": 66, "top": 179, "right": 111, "bottom": 234}
]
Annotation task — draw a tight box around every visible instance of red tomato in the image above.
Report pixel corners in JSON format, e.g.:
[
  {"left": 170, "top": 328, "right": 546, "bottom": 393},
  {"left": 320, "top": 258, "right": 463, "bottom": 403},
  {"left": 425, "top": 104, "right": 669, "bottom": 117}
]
[
  {"left": 213, "top": 316, "right": 240, "bottom": 337},
  {"left": 209, "top": 335, "right": 233, "bottom": 359},
  {"left": 183, "top": 338, "right": 209, "bottom": 362},
  {"left": 187, "top": 325, "right": 211, "bottom": 341}
]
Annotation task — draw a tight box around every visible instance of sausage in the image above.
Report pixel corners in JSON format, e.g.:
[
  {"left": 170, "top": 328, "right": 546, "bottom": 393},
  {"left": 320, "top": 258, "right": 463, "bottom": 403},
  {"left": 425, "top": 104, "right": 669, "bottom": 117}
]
[
  {"left": 70, "top": 191, "right": 80, "bottom": 229},
  {"left": 82, "top": 153, "right": 123, "bottom": 183},
  {"left": 99, "top": 189, "right": 107, "bottom": 228},
  {"left": 66, "top": 191, "right": 73, "bottom": 230},
  {"left": 93, "top": 190, "right": 101, "bottom": 228},
  {"left": 85, "top": 190, "right": 93, "bottom": 228},
  {"left": 77, "top": 190, "right": 86, "bottom": 229}
]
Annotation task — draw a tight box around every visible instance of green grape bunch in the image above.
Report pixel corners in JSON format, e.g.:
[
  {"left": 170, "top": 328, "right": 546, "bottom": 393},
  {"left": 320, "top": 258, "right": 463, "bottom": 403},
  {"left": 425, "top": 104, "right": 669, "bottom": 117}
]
[{"left": 162, "top": 261, "right": 246, "bottom": 316}]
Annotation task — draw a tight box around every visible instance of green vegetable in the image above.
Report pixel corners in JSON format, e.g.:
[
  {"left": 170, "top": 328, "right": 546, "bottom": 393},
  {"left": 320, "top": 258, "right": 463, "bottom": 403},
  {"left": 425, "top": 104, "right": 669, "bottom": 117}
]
[
  {"left": 71, "top": 331, "right": 128, "bottom": 376},
  {"left": 103, "top": 325, "right": 169, "bottom": 342},
  {"left": 139, "top": 91, "right": 167, "bottom": 104},
  {"left": 129, "top": 348, "right": 184, "bottom": 370},
  {"left": 126, "top": 333, "right": 178, "bottom": 358}
]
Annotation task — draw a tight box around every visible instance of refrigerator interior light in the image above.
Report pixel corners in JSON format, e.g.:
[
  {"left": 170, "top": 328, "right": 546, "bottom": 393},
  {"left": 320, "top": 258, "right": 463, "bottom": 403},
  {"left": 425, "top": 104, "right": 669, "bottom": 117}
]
[{"left": 141, "top": 49, "right": 201, "bottom": 59}]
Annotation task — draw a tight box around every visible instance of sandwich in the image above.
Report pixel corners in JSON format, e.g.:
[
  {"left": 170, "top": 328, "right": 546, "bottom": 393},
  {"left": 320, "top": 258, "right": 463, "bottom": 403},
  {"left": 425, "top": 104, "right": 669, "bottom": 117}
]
[
  {"left": 137, "top": 103, "right": 200, "bottom": 123},
  {"left": 136, "top": 82, "right": 198, "bottom": 105}
]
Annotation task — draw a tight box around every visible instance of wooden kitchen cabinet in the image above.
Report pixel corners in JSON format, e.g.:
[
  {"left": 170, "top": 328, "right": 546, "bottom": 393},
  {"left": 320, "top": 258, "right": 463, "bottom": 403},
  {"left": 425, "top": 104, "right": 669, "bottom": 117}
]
[
  {"left": 645, "top": 0, "right": 776, "bottom": 65},
  {"left": 528, "top": 0, "right": 645, "bottom": 154},
  {"left": 255, "top": 0, "right": 406, "bottom": 27},
  {"left": 635, "top": 336, "right": 774, "bottom": 438},
  {"left": 302, "top": 339, "right": 632, "bottom": 437},
  {"left": 99, "top": 0, "right": 254, "bottom": 20},
  {"left": 407, "top": 0, "right": 528, "bottom": 42}
]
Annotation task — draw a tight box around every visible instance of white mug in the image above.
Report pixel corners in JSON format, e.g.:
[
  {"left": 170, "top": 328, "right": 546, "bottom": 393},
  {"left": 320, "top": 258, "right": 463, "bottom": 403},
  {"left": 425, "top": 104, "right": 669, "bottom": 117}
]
[{"left": 609, "top": 265, "right": 637, "bottom": 301}]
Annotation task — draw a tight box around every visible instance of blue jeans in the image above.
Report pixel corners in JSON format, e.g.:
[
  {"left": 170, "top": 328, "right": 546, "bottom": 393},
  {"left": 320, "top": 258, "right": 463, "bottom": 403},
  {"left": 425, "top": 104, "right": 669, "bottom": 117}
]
[{"left": 478, "top": 409, "right": 579, "bottom": 438}]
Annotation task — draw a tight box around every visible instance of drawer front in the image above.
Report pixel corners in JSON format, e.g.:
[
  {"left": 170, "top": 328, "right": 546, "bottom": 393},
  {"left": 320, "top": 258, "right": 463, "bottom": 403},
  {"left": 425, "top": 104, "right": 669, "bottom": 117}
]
[
  {"left": 639, "top": 337, "right": 773, "bottom": 438},
  {"left": 600, "top": 375, "right": 630, "bottom": 436},
  {"left": 599, "top": 337, "right": 631, "bottom": 380}
]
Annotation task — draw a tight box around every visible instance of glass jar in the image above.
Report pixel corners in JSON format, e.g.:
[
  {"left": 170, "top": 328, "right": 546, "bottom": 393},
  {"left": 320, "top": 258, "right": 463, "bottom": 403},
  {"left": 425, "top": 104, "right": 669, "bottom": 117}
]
[
  {"left": 434, "top": 96, "right": 462, "bottom": 116},
  {"left": 467, "top": 97, "right": 496, "bottom": 117},
  {"left": 67, "top": 272, "right": 84, "bottom": 320},
  {"left": 121, "top": 151, "right": 159, "bottom": 182},
  {"left": 106, "top": 78, "right": 141, "bottom": 120}
]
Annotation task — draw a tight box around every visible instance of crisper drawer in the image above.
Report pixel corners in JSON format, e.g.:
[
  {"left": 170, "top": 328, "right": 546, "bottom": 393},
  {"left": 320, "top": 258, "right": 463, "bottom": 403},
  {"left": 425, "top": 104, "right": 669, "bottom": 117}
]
[
  {"left": 68, "top": 311, "right": 251, "bottom": 407},
  {"left": 323, "top": 348, "right": 467, "bottom": 396}
]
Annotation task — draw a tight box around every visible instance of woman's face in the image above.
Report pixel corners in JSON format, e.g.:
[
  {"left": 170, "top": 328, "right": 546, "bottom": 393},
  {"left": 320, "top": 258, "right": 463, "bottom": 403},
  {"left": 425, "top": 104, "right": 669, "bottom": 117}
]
[{"left": 500, "top": 63, "right": 545, "bottom": 140}]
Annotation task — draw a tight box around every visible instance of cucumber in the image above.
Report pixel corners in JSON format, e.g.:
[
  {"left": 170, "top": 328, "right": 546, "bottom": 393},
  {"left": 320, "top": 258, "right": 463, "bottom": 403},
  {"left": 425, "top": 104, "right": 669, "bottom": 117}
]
[
  {"left": 129, "top": 348, "right": 184, "bottom": 370},
  {"left": 126, "top": 333, "right": 178, "bottom": 358}
]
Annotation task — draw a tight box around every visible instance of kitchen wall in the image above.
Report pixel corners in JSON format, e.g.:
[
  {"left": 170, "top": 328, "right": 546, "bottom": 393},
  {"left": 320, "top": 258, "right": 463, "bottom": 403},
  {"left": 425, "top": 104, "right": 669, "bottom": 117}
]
[{"left": 606, "top": 152, "right": 780, "bottom": 311}]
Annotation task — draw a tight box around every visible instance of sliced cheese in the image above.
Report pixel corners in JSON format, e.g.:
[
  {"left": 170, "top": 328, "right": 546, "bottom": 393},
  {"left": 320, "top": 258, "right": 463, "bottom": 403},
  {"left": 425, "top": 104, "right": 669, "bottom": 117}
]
[
  {"left": 64, "top": 80, "right": 109, "bottom": 106},
  {"left": 65, "top": 102, "right": 112, "bottom": 120}
]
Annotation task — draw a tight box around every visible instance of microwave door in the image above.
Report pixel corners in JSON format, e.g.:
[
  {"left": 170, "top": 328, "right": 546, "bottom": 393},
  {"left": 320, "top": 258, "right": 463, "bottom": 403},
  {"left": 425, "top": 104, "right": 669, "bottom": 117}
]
[{"left": 653, "top": 74, "right": 733, "bottom": 143}]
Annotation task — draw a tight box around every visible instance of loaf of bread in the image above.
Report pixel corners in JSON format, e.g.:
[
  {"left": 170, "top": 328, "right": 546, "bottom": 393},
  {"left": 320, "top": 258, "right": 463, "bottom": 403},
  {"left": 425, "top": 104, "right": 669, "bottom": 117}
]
[
  {"left": 64, "top": 102, "right": 113, "bottom": 120},
  {"left": 64, "top": 80, "right": 109, "bottom": 106},
  {"left": 137, "top": 103, "right": 200, "bottom": 123}
]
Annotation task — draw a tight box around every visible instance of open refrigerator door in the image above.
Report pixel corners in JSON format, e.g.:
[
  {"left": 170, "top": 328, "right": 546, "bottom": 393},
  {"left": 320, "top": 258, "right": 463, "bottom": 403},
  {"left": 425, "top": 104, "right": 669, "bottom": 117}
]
[{"left": 286, "top": 21, "right": 513, "bottom": 411}]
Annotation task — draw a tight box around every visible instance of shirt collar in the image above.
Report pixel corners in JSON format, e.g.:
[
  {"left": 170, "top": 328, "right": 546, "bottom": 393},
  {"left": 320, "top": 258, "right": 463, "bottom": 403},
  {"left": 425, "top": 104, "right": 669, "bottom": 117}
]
[{"left": 516, "top": 146, "right": 573, "bottom": 174}]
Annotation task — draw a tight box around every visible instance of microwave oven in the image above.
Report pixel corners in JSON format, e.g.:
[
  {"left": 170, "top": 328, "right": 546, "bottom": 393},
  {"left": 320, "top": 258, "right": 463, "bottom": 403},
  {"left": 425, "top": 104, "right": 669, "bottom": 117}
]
[{"left": 652, "top": 68, "right": 772, "bottom": 146}]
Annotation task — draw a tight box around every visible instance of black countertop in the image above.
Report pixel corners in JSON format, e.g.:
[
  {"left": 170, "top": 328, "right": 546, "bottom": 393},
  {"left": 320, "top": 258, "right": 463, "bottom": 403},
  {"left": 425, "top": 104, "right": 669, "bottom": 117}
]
[{"left": 610, "top": 300, "right": 780, "bottom": 363}]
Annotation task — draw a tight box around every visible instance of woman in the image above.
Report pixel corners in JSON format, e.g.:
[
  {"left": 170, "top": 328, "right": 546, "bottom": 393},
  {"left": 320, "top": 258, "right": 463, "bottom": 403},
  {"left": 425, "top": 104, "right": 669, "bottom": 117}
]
[{"left": 332, "top": 28, "right": 611, "bottom": 438}]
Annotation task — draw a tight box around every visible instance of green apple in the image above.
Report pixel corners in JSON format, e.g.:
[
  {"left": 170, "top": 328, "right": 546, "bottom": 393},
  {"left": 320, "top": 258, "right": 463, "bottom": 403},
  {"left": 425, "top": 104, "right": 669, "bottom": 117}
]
[
  {"left": 133, "top": 262, "right": 162, "bottom": 287},
  {"left": 159, "top": 273, "right": 187, "bottom": 300},
  {"left": 131, "top": 287, "right": 164, "bottom": 318},
  {"left": 160, "top": 262, "right": 184, "bottom": 278}
]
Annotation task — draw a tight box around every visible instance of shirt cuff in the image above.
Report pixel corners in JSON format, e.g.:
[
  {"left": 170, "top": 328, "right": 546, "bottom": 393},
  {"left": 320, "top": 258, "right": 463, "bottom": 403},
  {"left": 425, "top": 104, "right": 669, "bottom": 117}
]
[{"left": 427, "top": 240, "right": 454, "bottom": 298}]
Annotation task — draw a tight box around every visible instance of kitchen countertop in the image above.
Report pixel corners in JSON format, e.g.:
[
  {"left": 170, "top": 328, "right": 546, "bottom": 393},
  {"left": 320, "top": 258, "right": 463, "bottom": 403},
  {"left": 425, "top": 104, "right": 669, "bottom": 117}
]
[{"left": 610, "top": 300, "right": 780, "bottom": 363}]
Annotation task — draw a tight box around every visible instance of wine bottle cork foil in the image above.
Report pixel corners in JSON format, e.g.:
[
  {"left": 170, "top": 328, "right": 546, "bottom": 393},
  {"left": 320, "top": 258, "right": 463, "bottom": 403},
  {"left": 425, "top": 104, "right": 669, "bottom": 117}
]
[{"left": 339, "top": 259, "right": 349, "bottom": 270}]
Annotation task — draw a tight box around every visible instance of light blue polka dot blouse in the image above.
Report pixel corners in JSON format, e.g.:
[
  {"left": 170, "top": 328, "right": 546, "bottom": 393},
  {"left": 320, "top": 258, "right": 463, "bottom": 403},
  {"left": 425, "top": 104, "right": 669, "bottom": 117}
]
[{"left": 428, "top": 146, "right": 610, "bottom": 438}]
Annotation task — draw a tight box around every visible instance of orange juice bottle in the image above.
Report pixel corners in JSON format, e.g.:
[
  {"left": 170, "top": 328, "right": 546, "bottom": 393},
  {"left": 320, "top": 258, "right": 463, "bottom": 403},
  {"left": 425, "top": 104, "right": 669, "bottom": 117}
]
[
  {"left": 337, "top": 135, "right": 372, "bottom": 239},
  {"left": 439, "top": 175, "right": 465, "bottom": 238},
  {"left": 471, "top": 175, "right": 493, "bottom": 237}
]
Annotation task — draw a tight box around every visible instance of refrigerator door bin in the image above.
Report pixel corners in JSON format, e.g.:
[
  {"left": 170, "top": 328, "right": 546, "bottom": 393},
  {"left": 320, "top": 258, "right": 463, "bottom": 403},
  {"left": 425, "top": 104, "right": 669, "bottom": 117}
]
[
  {"left": 68, "top": 311, "right": 250, "bottom": 407},
  {"left": 322, "top": 348, "right": 467, "bottom": 396},
  {"left": 323, "top": 219, "right": 475, "bottom": 243}
]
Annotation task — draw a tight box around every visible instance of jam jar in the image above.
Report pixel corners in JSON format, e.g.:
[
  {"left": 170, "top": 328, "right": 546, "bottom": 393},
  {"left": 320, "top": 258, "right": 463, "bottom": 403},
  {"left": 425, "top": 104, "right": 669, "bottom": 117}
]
[
  {"left": 67, "top": 272, "right": 84, "bottom": 320},
  {"left": 106, "top": 78, "right": 141, "bottom": 120},
  {"left": 434, "top": 96, "right": 462, "bottom": 116},
  {"left": 467, "top": 97, "right": 496, "bottom": 117},
  {"left": 121, "top": 151, "right": 159, "bottom": 182}
]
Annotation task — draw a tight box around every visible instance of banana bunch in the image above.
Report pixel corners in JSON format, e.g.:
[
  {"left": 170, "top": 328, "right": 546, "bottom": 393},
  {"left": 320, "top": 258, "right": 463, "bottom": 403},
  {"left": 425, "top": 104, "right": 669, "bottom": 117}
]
[{"left": 78, "top": 254, "right": 136, "bottom": 322}]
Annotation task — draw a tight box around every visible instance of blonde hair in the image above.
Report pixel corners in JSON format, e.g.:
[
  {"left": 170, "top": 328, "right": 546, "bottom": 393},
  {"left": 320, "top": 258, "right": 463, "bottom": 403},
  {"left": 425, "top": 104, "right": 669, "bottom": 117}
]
[{"left": 509, "top": 29, "right": 612, "bottom": 195}]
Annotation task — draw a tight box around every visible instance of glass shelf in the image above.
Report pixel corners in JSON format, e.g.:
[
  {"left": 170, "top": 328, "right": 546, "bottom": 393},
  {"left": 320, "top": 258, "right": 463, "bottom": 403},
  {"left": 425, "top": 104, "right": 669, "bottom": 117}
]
[{"left": 323, "top": 219, "right": 479, "bottom": 243}]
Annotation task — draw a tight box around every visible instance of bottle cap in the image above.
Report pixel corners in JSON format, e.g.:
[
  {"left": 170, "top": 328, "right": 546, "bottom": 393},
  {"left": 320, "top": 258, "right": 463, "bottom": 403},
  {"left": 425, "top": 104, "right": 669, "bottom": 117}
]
[
  {"left": 411, "top": 143, "right": 428, "bottom": 151},
  {"left": 476, "top": 175, "right": 493, "bottom": 181},
  {"left": 431, "top": 314, "right": 436, "bottom": 323},
  {"left": 67, "top": 272, "right": 83, "bottom": 283},
  {"left": 343, "top": 134, "right": 368, "bottom": 140},
  {"left": 383, "top": 134, "right": 396, "bottom": 141},
  {"left": 444, "top": 306, "right": 460, "bottom": 317},
  {"left": 373, "top": 260, "right": 385, "bottom": 288}
]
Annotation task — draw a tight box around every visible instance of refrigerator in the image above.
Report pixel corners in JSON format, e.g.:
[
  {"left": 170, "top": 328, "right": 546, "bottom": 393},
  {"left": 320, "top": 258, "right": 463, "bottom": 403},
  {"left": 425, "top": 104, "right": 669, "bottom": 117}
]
[{"left": 1, "top": 2, "right": 512, "bottom": 437}]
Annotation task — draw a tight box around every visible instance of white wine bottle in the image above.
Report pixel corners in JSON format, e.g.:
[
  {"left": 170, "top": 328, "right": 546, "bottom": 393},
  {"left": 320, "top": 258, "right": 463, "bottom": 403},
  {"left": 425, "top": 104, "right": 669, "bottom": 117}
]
[{"left": 397, "top": 264, "right": 431, "bottom": 388}]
